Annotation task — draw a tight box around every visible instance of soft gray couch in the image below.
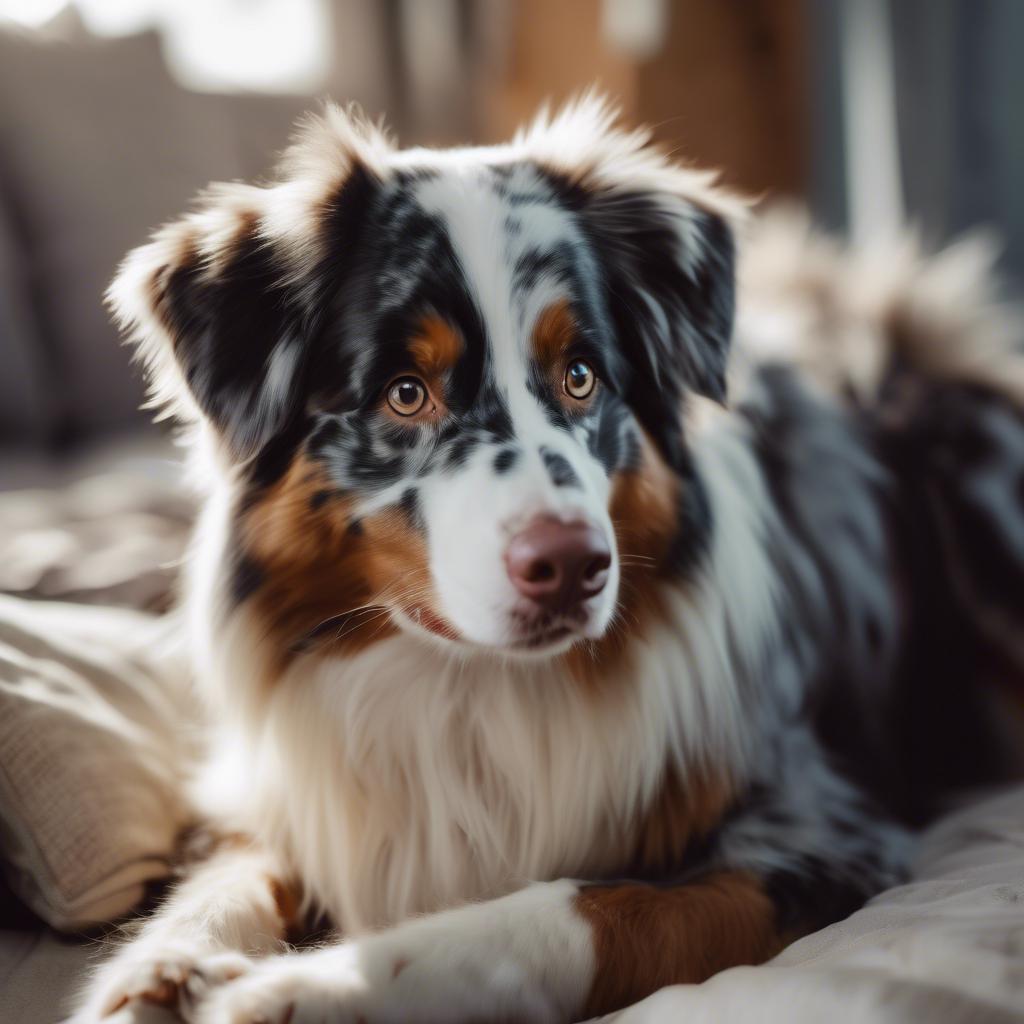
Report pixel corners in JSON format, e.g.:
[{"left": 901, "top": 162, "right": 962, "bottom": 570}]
[{"left": 0, "top": 19, "right": 305, "bottom": 450}]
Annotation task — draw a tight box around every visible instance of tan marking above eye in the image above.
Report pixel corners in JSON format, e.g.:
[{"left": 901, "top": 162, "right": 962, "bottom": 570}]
[
  {"left": 532, "top": 299, "right": 578, "bottom": 366},
  {"left": 239, "top": 455, "right": 433, "bottom": 670},
  {"left": 564, "top": 359, "right": 596, "bottom": 400},
  {"left": 409, "top": 315, "right": 463, "bottom": 376},
  {"left": 387, "top": 377, "right": 428, "bottom": 417}
]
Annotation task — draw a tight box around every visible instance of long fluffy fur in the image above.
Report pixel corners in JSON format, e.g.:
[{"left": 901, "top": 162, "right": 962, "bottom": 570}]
[{"left": 76, "top": 97, "right": 1024, "bottom": 1024}]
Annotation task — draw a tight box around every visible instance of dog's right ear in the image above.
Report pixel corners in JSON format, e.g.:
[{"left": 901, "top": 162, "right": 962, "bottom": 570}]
[{"left": 107, "top": 105, "right": 389, "bottom": 460}]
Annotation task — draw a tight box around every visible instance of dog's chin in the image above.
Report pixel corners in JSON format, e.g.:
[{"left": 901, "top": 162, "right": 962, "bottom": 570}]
[
  {"left": 392, "top": 602, "right": 611, "bottom": 659},
  {"left": 499, "top": 596, "right": 618, "bottom": 655},
  {"left": 499, "top": 624, "right": 579, "bottom": 659}
]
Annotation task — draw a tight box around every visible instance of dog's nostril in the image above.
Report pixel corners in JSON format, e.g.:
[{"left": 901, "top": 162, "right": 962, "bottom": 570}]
[{"left": 526, "top": 559, "right": 557, "bottom": 583}]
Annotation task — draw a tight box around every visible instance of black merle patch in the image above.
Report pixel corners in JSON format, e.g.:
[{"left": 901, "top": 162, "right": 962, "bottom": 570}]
[
  {"left": 445, "top": 433, "right": 482, "bottom": 471},
  {"left": 398, "top": 487, "right": 424, "bottom": 530},
  {"left": 585, "top": 392, "right": 630, "bottom": 473},
  {"left": 513, "top": 243, "right": 576, "bottom": 294},
  {"left": 540, "top": 447, "right": 580, "bottom": 488},
  {"left": 229, "top": 552, "right": 265, "bottom": 606},
  {"left": 158, "top": 227, "right": 299, "bottom": 460},
  {"left": 540, "top": 167, "right": 735, "bottom": 469},
  {"left": 493, "top": 447, "right": 520, "bottom": 475}
]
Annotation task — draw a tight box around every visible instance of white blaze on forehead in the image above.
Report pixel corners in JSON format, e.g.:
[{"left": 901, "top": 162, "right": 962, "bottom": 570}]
[{"left": 411, "top": 168, "right": 578, "bottom": 422}]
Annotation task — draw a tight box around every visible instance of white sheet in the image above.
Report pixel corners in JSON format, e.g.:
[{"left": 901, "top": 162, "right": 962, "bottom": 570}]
[{"left": 600, "top": 785, "right": 1024, "bottom": 1022}]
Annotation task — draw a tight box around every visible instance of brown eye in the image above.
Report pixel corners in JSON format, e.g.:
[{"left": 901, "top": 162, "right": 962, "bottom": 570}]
[
  {"left": 387, "top": 377, "right": 427, "bottom": 416},
  {"left": 564, "top": 359, "right": 595, "bottom": 400}
]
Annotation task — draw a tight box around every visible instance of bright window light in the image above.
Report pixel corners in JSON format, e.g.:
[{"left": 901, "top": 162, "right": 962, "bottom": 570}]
[
  {"left": 152, "top": 0, "right": 331, "bottom": 94},
  {"left": 75, "top": 0, "right": 165, "bottom": 36},
  {"left": 0, "top": 0, "right": 68, "bottom": 27},
  {"left": 0, "top": 0, "right": 332, "bottom": 94}
]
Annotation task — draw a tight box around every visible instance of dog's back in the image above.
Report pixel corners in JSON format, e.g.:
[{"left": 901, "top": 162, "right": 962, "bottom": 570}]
[{"left": 739, "top": 212, "right": 1024, "bottom": 821}]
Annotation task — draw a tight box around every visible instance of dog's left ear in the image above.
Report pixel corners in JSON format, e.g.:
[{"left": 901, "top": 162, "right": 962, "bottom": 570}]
[
  {"left": 523, "top": 96, "right": 741, "bottom": 464},
  {"left": 570, "top": 178, "right": 738, "bottom": 468},
  {"left": 584, "top": 187, "right": 736, "bottom": 408}
]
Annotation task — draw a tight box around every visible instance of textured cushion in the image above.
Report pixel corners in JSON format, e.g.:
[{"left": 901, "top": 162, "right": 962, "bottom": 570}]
[{"left": 0, "top": 595, "right": 194, "bottom": 931}]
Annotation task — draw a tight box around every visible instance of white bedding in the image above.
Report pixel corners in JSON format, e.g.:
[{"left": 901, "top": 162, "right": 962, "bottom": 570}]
[{"left": 602, "top": 785, "right": 1024, "bottom": 1023}]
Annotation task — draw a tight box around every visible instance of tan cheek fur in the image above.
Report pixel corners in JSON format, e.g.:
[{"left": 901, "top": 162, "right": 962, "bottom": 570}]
[
  {"left": 238, "top": 456, "right": 434, "bottom": 669},
  {"left": 236, "top": 317, "right": 465, "bottom": 670}
]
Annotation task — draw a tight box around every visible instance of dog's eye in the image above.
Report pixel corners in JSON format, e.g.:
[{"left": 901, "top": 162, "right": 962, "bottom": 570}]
[
  {"left": 386, "top": 377, "right": 428, "bottom": 416},
  {"left": 564, "top": 360, "right": 596, "bottom": 400}
]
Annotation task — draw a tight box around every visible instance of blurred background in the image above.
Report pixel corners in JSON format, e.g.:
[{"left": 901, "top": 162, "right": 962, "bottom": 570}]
[
  {"left": 0, "top": 0, "right": 1021, "bottom": 603},
  {"left": 4, "top": 5, "right": 1024, "bottom": 1014}
]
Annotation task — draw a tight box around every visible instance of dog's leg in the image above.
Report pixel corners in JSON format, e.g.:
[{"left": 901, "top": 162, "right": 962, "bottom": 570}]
[
  {"left": 197, "top": 733, "right": 911, "bottom": 1024},
  {"left": 72, "top": 842, "right": 296, "bottom": 1023}
]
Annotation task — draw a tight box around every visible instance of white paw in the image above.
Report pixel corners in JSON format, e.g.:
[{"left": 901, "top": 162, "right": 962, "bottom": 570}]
[
  {"left": 72, "top": 941, "right": 252, "bottom": 1023},
  {"left": 195, "top": 948, "right": 374, "bottom": 1024}
]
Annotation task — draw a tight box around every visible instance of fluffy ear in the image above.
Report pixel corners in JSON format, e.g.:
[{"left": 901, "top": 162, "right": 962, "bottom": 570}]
[
  {"left": 106, "top": 105, "right": 390, "bottom": 460},
  {"left": 520, "top": 95, "right": 743, "bottom": 461},
  {"left": 583, "top": 187, "right": 736, "bottom": 464},
  {"left": 107, "top": 192, "right": 301, "bottom": 459},
  {"left": 585, "top": 189, "right": 736, "bottom": 403}
]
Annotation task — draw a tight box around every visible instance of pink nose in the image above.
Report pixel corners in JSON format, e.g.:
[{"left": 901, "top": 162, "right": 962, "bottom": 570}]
[{"left": 505, "top": 517, "right": 611, "bottom": 612}]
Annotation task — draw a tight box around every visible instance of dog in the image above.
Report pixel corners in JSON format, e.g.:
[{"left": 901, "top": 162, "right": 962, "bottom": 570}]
[{"left": 74, "top": 97, "right": 1024, "bottom": 1023}]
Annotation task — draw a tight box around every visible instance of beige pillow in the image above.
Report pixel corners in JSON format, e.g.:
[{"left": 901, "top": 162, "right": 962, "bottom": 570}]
[{"left": 0, "top": 595, "right": 194, "bottom": 931}]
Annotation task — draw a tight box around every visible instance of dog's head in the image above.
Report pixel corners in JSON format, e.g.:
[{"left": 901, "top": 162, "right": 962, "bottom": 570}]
[{"left": 110, "top": 98, "right": 739, "bottom": 664}]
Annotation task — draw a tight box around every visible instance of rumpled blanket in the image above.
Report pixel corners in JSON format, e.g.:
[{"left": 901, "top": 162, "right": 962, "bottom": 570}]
[{"left": 601, "top": 786, "right": 1024, "bottom": 1022}]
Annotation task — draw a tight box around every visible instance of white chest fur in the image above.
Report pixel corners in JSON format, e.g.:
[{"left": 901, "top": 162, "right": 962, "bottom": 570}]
[
  {"left": 206, "top": 636, "right": 665, "bottom": 931},
  {"left": 200, "top": 576, "right": 761, "bottom": 935}
]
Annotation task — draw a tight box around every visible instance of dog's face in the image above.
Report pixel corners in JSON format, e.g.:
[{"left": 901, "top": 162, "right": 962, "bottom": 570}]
[{"left": 111, "top": 100, "right": 737, "bottom": 664}]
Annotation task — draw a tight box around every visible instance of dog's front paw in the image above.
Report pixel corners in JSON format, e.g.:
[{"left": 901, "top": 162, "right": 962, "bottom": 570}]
[
  {"left": 72, "top": 941, "right": 252, "bottom": 1023},
  {"left": 195, "top": 948, "right": 374, "bottom": 1024}
]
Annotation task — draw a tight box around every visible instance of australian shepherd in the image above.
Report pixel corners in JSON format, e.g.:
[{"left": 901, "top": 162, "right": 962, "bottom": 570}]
[{"left": 75, "top": 98, "right": 1024, "bottom": 1023}]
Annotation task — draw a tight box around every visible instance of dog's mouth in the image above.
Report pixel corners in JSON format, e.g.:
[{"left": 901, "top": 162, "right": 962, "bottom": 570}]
[
  {"left": 395, "top": 601, "right": 596, "bottom": 655},
  {"left": 299, "top": 596, "right": 606, "bottom": 658},
  {"left": 505, "top": 607, "right": 591, "bottom": 653},
  {"left": 517, "top": 624, "right": 574, "bottom": 650}
]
